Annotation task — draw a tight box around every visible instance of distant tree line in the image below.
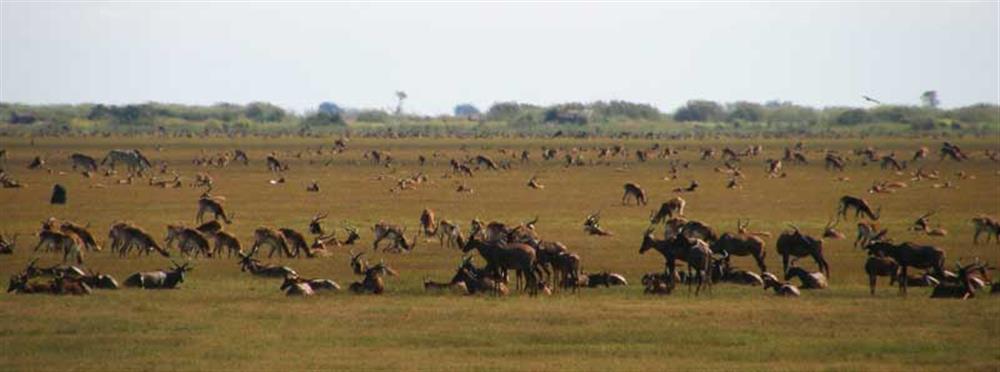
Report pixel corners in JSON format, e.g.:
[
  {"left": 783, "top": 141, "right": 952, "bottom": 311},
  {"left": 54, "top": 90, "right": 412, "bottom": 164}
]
[{"left": 1, "top": 96, "right": 996, "bottom": 135}]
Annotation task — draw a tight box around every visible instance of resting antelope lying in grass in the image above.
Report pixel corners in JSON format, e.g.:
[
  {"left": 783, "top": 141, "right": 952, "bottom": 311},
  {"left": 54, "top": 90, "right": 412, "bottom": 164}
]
[{"left": 124, "top": 260, "right": 192, "bottom": 289}]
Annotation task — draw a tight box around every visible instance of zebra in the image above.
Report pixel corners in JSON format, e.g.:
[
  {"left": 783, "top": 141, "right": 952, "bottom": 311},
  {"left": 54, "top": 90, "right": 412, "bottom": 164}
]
[{"left": 101, "top": 149, "right": 152, "bottom": 175}]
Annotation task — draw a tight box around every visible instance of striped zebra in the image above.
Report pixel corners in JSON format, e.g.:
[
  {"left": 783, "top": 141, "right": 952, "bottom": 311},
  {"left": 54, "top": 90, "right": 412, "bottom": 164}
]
[
  {"left": 101, "top": 149, "right": 152, "bottom": 175},
  {"left": 70, "top": 153, "right": 98, "bottom": 172}
]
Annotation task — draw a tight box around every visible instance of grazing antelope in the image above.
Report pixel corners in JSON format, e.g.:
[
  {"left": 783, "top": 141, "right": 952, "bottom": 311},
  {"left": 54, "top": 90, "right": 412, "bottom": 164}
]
[
  {"left": 971, "top": 215, "right": 1000, "bottom": 244},
  {"left": 233, "top": 149, "right": 249, "bottom": 165},
  {"left": 69, "top": 153, "right": 98, "bottom": 172},
  {"left": 650, "top": 197, "right": 686, "bottom": 224},
  {"left": 621, "top": 183, "right": 647, "bottom": 206},
  {"left": 33, "top": 229, "right": 84, "bottom": 264},
  {"left": 118, "top": 225, "right": 171, "bottom": 257},
  {"left": 458, "top": 234, "right": 539, "bottom": 296},
  {"left": 776, "top": 226, "right": 830, "bottom": 278},
  {"left": 166, "top": 224, "right": 213, "bottom": 258},
  {"left": 195, "top": 220, "right": 223, "bottom": 236},
  {"left": 761, "top": 272, "right": 800, "bottom": 297},
  {"left": 864, "top": 240, "right": 945, "bottom": 295},
  {"left": 583, "top": 211, "right": 613, "bottom": 236},
  {"left": 836, "top": 195, "right": 880, "bottom": 221},
  {"left": 101, "top": 149, "right": 151, "bottom": 176},
  {"left": 939, "top": 142, "right": 967, "bottom": 162},
  {"left": 372, "top": 221, "right": 405, "bottom": 252},
  {"left": 124, "top": 260, "right": 192, "bottom": 289},
  {"left": 196, "top": 194, "right": 232, "bottom": 224},
  {"left": 475, "top": 154, "right": 498, "bottom": 170},
  {"left": 419, "top": 209, "right": 437, "bottom": 238},
  {"left": 279, "top": 228, "right": 310, "bottom": 258},
  {"left": 56, "top": 221, "right": 100, "bottom": 252},
  {"left": 912, "top": 146, "right": 929, "bottom": 161},
  {"left": 266, "top": 153, "right": 288, "bottom": 172},
  {"left": 639, "top": 228, "right": 715, "bottom": 295},
  {"left": 824, "top": 153, "right": 846, "bottom": 171},
  {"left": 253, "top": 227, "right": 295, "bottom": 258}
]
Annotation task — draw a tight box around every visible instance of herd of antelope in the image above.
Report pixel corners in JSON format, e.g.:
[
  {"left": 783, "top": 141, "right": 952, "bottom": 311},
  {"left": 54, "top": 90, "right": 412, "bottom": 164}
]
[{"left": 2, "top": 141, "right": 999, "bottom": 299}]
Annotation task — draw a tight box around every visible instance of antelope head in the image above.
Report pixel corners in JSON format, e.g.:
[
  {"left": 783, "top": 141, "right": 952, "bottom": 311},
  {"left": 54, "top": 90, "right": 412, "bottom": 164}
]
[
  {"left": 309, "top": 212, "right": 328, "bottom": 235},
  {"left": 349, "top": 250, "right": 368, "bottom": 275}
]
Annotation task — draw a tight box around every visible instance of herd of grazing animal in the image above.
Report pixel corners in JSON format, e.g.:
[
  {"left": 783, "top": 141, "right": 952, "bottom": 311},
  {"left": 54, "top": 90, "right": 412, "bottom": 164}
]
[{"left": 3, "top": 141, "right": 999, "bottom": 300}]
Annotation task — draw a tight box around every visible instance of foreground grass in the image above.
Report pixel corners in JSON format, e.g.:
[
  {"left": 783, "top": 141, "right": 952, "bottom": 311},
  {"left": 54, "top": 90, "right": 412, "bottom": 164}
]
[{"left": 0, "top": 136, "right": 998, "bottom": 371}]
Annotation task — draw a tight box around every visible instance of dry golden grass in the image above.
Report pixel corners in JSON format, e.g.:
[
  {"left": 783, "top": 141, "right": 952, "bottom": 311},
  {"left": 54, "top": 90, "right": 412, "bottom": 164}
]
[{"left": 0, "top": 136, "right": 998, "bottom": 371}]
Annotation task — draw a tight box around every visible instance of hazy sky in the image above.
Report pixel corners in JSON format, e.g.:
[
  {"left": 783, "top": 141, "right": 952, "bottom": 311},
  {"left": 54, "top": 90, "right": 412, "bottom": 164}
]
[{"left": 1, "top": 2, "right": 997, "bottom": 114}]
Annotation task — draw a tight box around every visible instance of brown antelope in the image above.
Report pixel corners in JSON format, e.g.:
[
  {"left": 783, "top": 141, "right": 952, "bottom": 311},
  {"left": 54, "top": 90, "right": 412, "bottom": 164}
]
[
  {"left": 33, "top": 229, "right": 84, "bottom": 264},
  {"left": 735, "top": 218, "right": 771, "bottom": 239},
  {"left": 971, "top": 215, "right": 1000, "bottom": 244},
  {"left": 459, "top": 234, "right": 539, "bottom": 295},
  {"left": 912, "top": 146, "right": 929, "bottom": 161},
  {"left": 837, "top": 195, "right": 880, "bottom": 221},
  {"left": 266, "top": 153, "right": 288, "bottom": 172},
  {"left": 279, "top": 228, "right": 310, "bottom": 258},
  {"left": 253, "top": 227, "right": 294, "bottom": 258},
  {"left": 437, "top": 220, "right": 462, "bottom": 249},
  {"left": 855, "top": 221, "right": 888, "bottom": 248},
  {"left": 864, "top": 240, "right": 945, "bottom": 295},
  {"left": 939, "top": 142, "right": 968, "bottom": 161},
  {"left": 209, "top": 230, "right": 242, "bottom": 258},
  {"left": 195, "top": 220, "right": 223, "bottom": 236},
  {"left": 672, "top": 180, "right": 699, "bottom": 193},
  {"left": 822, "top": 218, "right": 846, "bottom": 240},
  {"left": 196, "top": 194, "right": 232, "bottom": 224},
  {"left": 348, "top": 252, "right": 397, "bottom": 294},
  {"left": 59, "top": 221, "right": 100, "bottom": 252},
  {"left": 776, "top": 226, "right": 830, "bottom": 278},
  {"left": 419, "top": 209, "right": 437, "bottom": 238},
  {"left": 583, "top": 211, "right": 613, "bottom": 236},
  {"left": 711, "top": 228, "right": 767, "bottom": 273},
  {"left": 372, "top": 221, "right": 405, "bottom": 251},
  {"left": 621, "top": 183, "right": 647, "bottom": 206},
  {"left": 765, "top": 159, "right": 782, "bottom": 178},
  {"left": 864, "top": 255, "right": 899, "bottom": 295},
  {"left": 639, "top": 227, "right": 715, "bottom": 295},
  {"left": 120, "top": 225, "right": 170, "bottom": 257},
  {"left": 649, "top": 197, "right": 686, "bottom": 224},
  {"left": 527, "top": 175, "right": 544, "bottom": 189},
  {"left": 910, "top": 212, "right": 948, "bottom": 237},
  {"left": 165, "top": 225, "right": 213, "bottom": 258},
  {"left": 824, "top": 152, "right": 846, "bottom": 171},
  {"left": 930, "top": 261, "right": 984, "bottom": 299}
]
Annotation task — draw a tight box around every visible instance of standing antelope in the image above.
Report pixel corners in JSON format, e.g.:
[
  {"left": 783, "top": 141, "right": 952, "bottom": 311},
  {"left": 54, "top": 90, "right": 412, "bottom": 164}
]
[
  {"left": 837, "top": 195, "right": 880, "bottom": 221},
  {"left": 855, "top": 221, "right": 888, "bottom": 248},
  {"left": 69, "top": 153, "right": 98, "bottom": 172},
  {"left": 253, "top": 227, "right": 295, "bottom": 258},
  {"left": 59, "top": 221, "right": 100, "bottom": 252},
  {"left": 437, "top": 220, "right": 462, "bottom": 249},
  {"left": 119, "top": 225, "right": 170, "bottom": 257},
  {"left": 971, "top": 215, "right": 1000, "bottom": 244},
  {"left": 776, "top": 226, "right": 830, "bottom": 278},
  {"left": 279, "top": 228, "right": 310, "bottom": 258},
  {"left": 711, "top": 229, "right": 767, "bottom": 273},
  {"left": 459, "top": 234, "right": 539, "bottom": 296},
  {"left": 639, "top": 228, "right": 715, "bottom": 295},
  {"left": 33, "top": 229, "right": 84, "bottom": 264},
  {"left": 419, "top": 209, "right": 437, "bottom": 238},
  {"left": 649, "top": 197, "right": 686, "bottom": 224},
  {"left": 165, "top": 225, "right": 213, "bottom": 258},
  {"left": 864, "top": 241, "right": 945, "bottom": 295},
  {"left": 197, "top": 194, "right": 232, "bottom": 224},
  {"left": 622, "top": 183, "right": 647, "bottom": 206}
]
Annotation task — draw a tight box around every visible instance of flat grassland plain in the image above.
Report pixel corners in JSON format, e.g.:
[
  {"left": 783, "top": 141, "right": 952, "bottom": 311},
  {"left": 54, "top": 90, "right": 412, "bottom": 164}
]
[{"left": 0, "top": 136, "right": 998, "bottom": 371}]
